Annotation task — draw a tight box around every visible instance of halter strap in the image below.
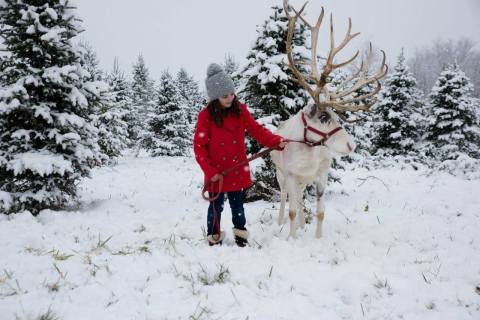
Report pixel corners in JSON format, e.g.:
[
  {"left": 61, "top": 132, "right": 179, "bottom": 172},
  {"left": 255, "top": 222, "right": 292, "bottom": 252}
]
[{"left": 301, "top": 112, "right": 343, "bottom": 146}]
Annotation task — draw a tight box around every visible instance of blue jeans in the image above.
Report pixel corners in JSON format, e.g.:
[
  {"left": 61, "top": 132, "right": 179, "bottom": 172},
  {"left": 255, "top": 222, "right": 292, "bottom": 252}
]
[{"left": 207, "top": 190, "right": 246, "bottom": 235}]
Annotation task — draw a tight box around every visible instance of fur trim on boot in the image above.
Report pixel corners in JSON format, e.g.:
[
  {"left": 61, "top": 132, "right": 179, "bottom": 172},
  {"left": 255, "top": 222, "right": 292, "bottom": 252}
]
[
  {"left": 207, "top": 231, "right": 225, "bottom": 246},
  {"left": 233, "top": 228, "right": 249, "bottom": 247},
  {"left": 233, "top": 228, "right": 249, "bottom": 239}
]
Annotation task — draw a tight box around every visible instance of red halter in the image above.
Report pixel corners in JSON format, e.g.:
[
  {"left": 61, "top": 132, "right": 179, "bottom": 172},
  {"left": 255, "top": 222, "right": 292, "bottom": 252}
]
[{"left": 290, "top": 112, "right": 343, "bottom": 147}]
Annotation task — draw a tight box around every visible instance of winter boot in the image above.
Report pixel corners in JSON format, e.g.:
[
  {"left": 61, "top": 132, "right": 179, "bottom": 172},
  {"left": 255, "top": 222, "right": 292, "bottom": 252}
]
[
  {"left": 207, "top": 231, "right": 225, "bottom": 246},
  {"left": 233, "top": 228, "right": 249, "bottom": 247}
]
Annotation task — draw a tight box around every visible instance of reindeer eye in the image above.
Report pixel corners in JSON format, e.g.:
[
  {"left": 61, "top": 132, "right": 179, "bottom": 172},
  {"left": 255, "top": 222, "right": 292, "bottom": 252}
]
[{"left": 319, "top": 111, "right": 331, "bottom": 123}]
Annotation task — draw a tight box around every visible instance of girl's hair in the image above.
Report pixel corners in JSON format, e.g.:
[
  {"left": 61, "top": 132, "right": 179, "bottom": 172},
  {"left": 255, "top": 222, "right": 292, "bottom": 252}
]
[{"left": 207, "top": 95, "right": 241, "bottom": 127}]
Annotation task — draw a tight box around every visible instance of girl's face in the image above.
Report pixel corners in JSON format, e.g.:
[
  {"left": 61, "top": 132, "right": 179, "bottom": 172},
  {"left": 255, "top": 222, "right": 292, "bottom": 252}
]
[{"left": 218, "top": 92, "right": 235, "bottom": 108}]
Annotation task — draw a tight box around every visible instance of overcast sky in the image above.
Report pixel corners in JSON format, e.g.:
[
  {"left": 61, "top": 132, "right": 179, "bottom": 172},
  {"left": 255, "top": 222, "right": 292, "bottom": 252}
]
[{"left": 74, "top": 0, "right": 480, "bottom": 84}]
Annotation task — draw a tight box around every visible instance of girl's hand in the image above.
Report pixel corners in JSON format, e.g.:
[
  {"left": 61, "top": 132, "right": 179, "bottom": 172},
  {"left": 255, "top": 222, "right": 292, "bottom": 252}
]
[
  {"left": 278, "top": 139, "right": 289, "bottom": 148},
  {"left": 210, "top": 174, "right": 222, "bottom": 182}
]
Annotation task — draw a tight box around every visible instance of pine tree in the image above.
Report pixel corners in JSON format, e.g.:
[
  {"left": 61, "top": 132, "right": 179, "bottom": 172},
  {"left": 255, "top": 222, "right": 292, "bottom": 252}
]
[
  {"left": 425, "top": 63, "right": 480, "bottom": 160},
  {"left": 78, "top": 40, "right": 103, "bottom": 81},
  {"left": 108, "top": 57, "right": 134, "bottom": 148},
  {"left": 240, "top": 5, "right": 309, "bottom": 127},
  {"left": 0, "top": 0, "right": 102, "bottom": 215},
  {"left": 239, "top": 5, "right": 310, "bottom": 201},
  {"left": 408, "top": 38, "right": 480, "bottom": 98},
  {"left": 144, "top": 70, "right": 190, "bottom": 156},
  {"left": 175, "top": 68, "right": 205, "bottom": 138},
  {"left": 371, "top": 50, "right": 424, "bottom": 156},
  {"left": 76, "top": 46, "right": 129, "bottom": 164},
  {"left": 129, "top": 54, "right": 155, "bottom": 145},
  {"left": 223, "top": 53, "right": 241, "bottom": 91},
  {"left": 97, "top": 57, "right": 130, "bottom": 161}
]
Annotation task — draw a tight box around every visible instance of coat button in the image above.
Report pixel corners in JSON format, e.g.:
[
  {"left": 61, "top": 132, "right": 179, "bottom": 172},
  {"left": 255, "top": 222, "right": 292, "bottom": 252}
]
[
  {"left": 222, "top": 156, "right": 226, "bottom": 161},
  {"left": 220, "top": 142, "right": 225, "bottom": 147},
  {"left": 232, "top": 139, "right": 237, "bottom": 144}
]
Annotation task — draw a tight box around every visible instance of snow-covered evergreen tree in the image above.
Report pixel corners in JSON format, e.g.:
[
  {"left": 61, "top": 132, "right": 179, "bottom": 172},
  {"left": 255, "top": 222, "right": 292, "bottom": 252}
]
[
  {"left": 371, "top": 50, "right": 424, "bottom": 156},
  {"left": 175, "top": 68, "right": 205, "bottom": 143},
  {"left": 223, "top": 53, "right": 241, "bottom": 92},
  {"left": 129, "top": 54, "right": 155, "bottom": 145},
  {"left": 239, "top": 5, "right": 310, "bottom": 200},
  {"left": 240, "top": 5, "right": 309, "bottom": 127},
  {"left": 78, "top": 40, "right": 103, "bottom": 81},
  {"left": 107, "top": 57, "right": 133, "bottom": 148},
  {"left": 143, "top": 70, "right": 190, "bottom": 156},
  {"left": 94, "top": 57, "right": 130, "bottom": 161},
  {"left": 425, "top": 63, "right": 480, "bottom": 160},
  {"left": 0, "top": 0, "right": 102, "bottom": 215},
  {"left": 409, "top": 38, "right": 480, "bottom": 98},
  {"left": 76, "top": 47, "right": 129, "bottom": 164}
]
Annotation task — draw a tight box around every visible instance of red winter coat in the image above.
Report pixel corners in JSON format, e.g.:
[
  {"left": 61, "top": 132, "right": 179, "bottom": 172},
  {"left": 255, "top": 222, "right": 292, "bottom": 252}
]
[{"left": 193, "top": 103, "right": 283, "bottom": 193}]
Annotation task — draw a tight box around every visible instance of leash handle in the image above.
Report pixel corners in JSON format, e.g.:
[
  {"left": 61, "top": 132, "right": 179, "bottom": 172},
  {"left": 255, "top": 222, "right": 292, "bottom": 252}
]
[{"left": 202, "top": 175, "right": 224, "bottom": 201}]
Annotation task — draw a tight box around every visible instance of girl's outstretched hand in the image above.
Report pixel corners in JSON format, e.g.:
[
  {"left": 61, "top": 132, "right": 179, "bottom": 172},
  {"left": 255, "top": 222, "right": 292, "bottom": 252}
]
[{"left": 278, "top": 138, "right": 289, "bottom": 149}]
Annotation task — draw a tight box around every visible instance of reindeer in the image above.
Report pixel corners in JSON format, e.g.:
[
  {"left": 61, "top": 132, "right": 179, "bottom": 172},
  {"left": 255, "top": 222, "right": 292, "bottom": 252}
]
[{"left": 270, "top": 0, "right": 388, "bottom": 239}]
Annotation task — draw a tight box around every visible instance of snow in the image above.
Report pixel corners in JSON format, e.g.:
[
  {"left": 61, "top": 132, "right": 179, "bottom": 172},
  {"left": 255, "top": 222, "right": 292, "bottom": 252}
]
[
  {"left": 45, "top": 8, "right": 58, "bottom": 21},
  {"left": 84, "top": 81, "right": 109, "bottom": 96},
  {"left": 7, "top": 151, "right": 73, "bottom": 176},
  {"left": 389, "top": 131, "right": 402, "bottom": 139},
  {"left": 23, "top": 75, "right": 40, "bottom": 87},
  {"left": 20, "top": 8, "right": 39, "bottom": 21},
  {"left": 11, "top": 129, "right": 34, "bottom": 141},
  {"left": 0, "top": 155, "right": 478, "bottom": 319},
  {"left": 68, "top": 87, "right": 88, "bottom": 107},
  {"left": 40, "top": 26, "right": 67, "bottom": 43},
  {"left": 0, "top": 97, "right": 21, "bottom": 114},
  {"left": 26, "top": 25, "right": 36, "bottom": 35},
  {"left": 42, "top": 66, "right": 76, "bottom": 84},
  {"left": 33, "top": 104, "right": 53, "bottom": 123},
  {"left": 257, "top": 62, "right": 288, "bottom": 84},
  {"left": 0, "top": 191, "right": 12, "bottom": 211},
  {"left": 55, "top": 112, "right": 86, "bottom": 127},
  {"left": 0, "top": 83, "right": 28, "bottom": 105},
  {"left": 74, "top": 144, "right": 96, "bottom": 159}
]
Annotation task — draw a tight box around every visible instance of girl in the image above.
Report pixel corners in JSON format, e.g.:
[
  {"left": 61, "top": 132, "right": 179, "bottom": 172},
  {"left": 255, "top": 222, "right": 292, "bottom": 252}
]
[{"left": 193, "top": 63, "right": 287, "bottom": 247}]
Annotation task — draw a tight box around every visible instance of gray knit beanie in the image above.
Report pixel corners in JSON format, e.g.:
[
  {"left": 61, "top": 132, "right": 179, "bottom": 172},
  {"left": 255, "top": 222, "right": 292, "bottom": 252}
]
[{"left": 205, "top": 63, "right": 235, "bottom": 101}]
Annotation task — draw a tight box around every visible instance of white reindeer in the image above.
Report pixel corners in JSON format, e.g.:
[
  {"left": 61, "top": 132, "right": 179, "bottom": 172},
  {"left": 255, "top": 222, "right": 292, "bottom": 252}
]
[{"left": 271, "top": 0, "right": 388, "bottom": 239}]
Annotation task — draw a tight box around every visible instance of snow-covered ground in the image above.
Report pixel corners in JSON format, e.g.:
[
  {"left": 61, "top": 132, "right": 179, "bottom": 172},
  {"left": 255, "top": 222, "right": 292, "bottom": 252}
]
[{"left": 1, "top": 155, "right": 479, "bottom": 320}]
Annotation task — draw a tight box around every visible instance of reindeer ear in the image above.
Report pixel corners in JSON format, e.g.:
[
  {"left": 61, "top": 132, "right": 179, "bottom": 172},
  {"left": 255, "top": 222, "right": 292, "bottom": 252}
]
[{"left": 307, "top": 103, "right": 317, "bottom": 118}]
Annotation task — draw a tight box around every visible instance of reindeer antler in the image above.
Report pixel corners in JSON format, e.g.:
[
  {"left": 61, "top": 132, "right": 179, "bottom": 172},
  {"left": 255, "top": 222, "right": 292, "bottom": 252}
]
[{"left": 283, "top": 0, "right": 388, "bottom": 112}]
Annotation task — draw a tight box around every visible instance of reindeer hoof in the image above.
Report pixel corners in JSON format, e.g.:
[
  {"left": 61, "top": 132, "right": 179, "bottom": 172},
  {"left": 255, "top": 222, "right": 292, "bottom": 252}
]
[{"left": 287, "top": 233, "right": 297, "bottom": 240}]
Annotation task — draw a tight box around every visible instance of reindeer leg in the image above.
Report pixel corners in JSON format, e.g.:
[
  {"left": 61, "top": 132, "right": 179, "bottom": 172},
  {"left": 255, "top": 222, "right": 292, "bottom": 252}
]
[
  {"left": 298, "top": 184, "right": 307, "bottom": 229},
  {"left": 314, "top": 170, "right": 329, "bottom": 239},
  {"left": 315, "top": 185, "right": 325, "bottom": 239},
  {"left": 286, "top": 178, "right": 303, "bottom": 239},
  {"left": 276, "top": 168, "right": 287, "bottom": 225}
]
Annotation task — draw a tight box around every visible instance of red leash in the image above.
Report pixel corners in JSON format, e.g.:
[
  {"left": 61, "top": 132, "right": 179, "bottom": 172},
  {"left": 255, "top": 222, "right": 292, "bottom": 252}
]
[{"left": 203, "top": 176, "right": 223, "bottom": 240}]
